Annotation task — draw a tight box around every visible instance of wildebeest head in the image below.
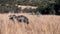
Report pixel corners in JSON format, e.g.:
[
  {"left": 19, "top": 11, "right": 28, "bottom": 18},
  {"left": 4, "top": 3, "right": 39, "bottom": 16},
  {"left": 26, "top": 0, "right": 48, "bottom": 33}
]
[{"left": 9, "top": 15, "right": 16, "bottom": 21}]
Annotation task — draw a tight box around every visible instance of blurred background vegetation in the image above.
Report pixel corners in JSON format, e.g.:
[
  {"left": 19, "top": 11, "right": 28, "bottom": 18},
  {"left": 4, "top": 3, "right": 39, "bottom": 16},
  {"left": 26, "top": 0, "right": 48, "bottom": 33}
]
[{"left": 0, "top": 0, "right": 60, "bottom": 15}]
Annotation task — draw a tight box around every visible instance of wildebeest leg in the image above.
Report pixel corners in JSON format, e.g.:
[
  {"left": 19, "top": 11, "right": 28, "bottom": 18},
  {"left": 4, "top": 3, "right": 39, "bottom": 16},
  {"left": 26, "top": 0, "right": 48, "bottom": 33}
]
[
  {"left": 27, "top": 21, "right": 29, "bottom": 24},
  {"left": 23, "top": 19, "right": 29, "bottom": 24},
  {"left": 18, "top": 19, "right": 22, "bottom": 22}
]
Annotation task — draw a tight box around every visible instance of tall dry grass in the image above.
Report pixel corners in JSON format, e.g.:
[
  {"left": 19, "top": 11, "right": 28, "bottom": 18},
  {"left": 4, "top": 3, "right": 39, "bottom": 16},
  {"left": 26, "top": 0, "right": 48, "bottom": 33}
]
[{"left": 0, "top": 13, "right": 60, "bottom": 34}]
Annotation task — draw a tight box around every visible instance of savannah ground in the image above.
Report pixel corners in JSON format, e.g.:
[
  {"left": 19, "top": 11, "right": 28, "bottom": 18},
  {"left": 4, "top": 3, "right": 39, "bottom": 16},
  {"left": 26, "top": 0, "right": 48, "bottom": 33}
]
[{"left": 0, "top": 13, "right": 60, "bottom": 34}]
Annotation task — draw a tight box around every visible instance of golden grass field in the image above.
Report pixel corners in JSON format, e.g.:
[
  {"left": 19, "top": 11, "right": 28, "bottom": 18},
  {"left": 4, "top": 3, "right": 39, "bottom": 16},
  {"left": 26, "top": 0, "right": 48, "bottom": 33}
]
[{"left": 0, "top": 13, "right": 60, "bottom": 34}]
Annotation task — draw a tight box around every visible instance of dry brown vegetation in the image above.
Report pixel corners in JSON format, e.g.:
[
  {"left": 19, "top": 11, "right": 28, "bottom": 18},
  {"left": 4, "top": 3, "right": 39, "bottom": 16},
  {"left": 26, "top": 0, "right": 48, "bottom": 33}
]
[{"left": 0, "top": 13, "right": 60, "bottom": 34}]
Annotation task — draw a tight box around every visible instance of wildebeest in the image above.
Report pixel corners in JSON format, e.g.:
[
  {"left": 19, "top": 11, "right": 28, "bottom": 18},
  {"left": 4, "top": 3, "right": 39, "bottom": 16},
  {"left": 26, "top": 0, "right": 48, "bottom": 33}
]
[{"left": 9, "top": 15, "right": 29, "bottom": 24}]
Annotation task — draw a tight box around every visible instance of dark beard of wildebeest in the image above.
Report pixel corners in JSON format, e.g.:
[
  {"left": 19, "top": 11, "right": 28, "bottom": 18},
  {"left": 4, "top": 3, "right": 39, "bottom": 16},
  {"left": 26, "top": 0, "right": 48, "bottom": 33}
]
[
  {"left": 16, "top": 15, "right": 29, "bottom": 24},
  {"left": 54, "top": 4, "right": 60, "bottom": 15}
]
